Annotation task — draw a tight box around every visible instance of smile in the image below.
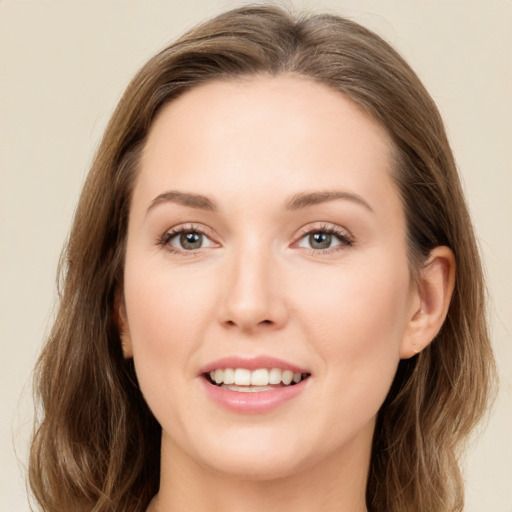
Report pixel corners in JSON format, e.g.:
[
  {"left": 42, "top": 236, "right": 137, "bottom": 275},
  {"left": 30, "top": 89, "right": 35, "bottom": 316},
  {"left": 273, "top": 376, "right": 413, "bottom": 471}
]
[
  {"left": 200, "top": 358, "right": 312, "bottom": 413},
  {"left": 207, "top": 368, "right": 310, "bottom": 391}
]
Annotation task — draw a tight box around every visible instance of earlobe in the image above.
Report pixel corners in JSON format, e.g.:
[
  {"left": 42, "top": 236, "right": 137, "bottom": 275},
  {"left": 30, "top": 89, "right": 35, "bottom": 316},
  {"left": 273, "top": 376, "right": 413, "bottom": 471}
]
[
  {"left": 400, "top": 246, "right": 456, "bottom": 359},
  {"left": 114, "top": 288, "right": 133, "bottom": 359}
]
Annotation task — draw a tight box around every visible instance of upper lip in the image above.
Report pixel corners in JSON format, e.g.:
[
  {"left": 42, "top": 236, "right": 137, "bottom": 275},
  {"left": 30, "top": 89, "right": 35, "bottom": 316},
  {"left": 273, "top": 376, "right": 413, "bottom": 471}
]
[{"left": 200, "top": 355, "right": 310, "bottom": 375}]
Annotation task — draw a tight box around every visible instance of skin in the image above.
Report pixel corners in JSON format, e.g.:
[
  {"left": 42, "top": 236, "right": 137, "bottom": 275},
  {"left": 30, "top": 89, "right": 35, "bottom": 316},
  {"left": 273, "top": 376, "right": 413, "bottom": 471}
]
[{"left": 118, "top": 76, "right": 455, "bottom": 512}]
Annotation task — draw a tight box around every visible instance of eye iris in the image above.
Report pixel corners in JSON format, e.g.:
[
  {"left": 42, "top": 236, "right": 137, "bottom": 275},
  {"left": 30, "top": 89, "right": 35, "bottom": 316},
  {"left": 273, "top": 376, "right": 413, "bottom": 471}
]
[
  {"left": 309, "top": 232, "right": 331, "bottom": 249},
  {"left": 180, "top": 231, "right": 202, "bottom": 250}
]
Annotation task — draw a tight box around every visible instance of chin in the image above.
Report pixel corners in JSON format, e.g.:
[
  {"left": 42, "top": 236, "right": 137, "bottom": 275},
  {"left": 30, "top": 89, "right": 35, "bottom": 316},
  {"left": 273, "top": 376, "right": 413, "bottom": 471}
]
[
  {"left": 187, "top": 428, "right": 311, "bottom": 481},
  {"left": 205, "top": 452, "right": 306, "bottom": 482}
]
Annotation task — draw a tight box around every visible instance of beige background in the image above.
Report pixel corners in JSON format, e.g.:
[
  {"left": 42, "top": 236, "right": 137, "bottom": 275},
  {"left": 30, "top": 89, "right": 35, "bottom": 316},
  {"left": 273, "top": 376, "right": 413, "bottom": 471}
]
[{"left": 1, "top": 0, "right": 510, "bottom": 510}]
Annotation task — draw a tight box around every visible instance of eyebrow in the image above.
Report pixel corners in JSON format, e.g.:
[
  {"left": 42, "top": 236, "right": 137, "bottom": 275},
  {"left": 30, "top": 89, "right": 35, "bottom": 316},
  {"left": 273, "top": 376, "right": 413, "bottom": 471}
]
[
  {"left": 146, "top": 189, "right": 373, "bottom": 215},
  {"left": 147, "top": 191, "right": 218, "bottom": 214},
  {"left": 285, "top": 190, "right": 374, "bottom": 212}
]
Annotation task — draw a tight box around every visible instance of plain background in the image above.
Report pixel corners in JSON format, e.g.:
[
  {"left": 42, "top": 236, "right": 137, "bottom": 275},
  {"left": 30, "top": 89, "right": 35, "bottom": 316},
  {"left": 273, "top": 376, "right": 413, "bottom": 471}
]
[{"left": 1, "top": 0, "right": 510, "bottom": 510}]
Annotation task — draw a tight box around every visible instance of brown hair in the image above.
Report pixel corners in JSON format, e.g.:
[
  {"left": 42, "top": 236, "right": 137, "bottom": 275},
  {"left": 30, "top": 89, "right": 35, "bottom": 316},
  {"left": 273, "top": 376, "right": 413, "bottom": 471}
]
[{"left": 29, "top": 5, "right": 495, "bottom": 512}]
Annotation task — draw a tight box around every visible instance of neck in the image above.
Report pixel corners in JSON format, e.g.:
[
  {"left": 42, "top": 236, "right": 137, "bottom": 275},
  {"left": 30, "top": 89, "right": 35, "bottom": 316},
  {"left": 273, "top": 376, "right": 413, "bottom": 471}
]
[{"left": 150, "top": 427, "right": 372, "bottom": 512}]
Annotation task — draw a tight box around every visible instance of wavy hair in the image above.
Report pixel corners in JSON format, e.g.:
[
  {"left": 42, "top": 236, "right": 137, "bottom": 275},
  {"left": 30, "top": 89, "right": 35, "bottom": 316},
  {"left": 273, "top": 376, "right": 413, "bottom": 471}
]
[{"left": 29, "top": 5, "right": 495, "bottom": 512}]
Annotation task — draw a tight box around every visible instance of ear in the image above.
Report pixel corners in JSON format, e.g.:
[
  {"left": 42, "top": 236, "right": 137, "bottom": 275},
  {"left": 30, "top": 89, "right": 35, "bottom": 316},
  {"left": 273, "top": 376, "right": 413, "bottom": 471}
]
[
  {"left": 400, "top": 246, "right": 456, "bottom": 359},
  {"left": 114, "top": 287, "right": 133, "bottom": 359}
]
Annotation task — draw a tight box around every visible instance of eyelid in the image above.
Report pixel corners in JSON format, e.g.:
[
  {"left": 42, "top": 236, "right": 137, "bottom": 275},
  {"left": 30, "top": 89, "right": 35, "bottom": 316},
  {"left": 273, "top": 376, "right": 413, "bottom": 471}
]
[
  {"left": 157, "top": 221, "right": 353, "bottom": 255},
  {"left": 292, "top": 222, "right": 354, "bottom": 252},
  {"left": 158, "top": 222, "right": 220, "bottom": 254}
]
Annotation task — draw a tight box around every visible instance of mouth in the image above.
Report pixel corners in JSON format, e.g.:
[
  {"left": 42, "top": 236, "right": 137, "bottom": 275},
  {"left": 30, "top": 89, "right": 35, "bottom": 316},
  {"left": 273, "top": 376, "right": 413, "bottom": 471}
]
[
  {"left": 200, "top": 356, "right": 312, "bottom": 412},
  {"left": 204, "top": 367, "right": 311, "bottom": 392}
]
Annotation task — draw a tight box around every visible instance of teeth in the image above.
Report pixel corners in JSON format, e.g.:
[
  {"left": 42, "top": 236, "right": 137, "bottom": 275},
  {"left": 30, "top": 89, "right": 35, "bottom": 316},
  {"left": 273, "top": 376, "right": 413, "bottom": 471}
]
[
  {"left": 222, "top": 384, "right": 275, "bottom": 392},
  {"left": 282, "top": 370, "right": 293, "bottom": 385},
  {"left": 251, "top": 368, "right": 269, "bottom": 386},
  {"left": 223, "top": 368, "right": 235, "bottom": 384},
  {"left": 207, "top": 368, "right": 308, "bottom": 387},
  {"left": 234, "top": 368, "right": 251, "bottom": 385},
  {"left": 268, "top": 368, "right": 282, "bottom": 384}
]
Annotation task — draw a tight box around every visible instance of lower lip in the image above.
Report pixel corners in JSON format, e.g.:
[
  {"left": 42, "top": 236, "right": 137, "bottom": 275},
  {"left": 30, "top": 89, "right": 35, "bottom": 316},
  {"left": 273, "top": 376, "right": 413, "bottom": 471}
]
[{"left": 200, "top": 377, "right": 309, "bottom": 414}]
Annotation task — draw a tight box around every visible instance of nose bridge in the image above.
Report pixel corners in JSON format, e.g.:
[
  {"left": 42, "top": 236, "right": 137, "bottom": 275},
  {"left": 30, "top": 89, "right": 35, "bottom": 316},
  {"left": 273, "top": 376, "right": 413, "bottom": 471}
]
[{"left": 219, "top": 235, "right": 287, "bottom": 332}]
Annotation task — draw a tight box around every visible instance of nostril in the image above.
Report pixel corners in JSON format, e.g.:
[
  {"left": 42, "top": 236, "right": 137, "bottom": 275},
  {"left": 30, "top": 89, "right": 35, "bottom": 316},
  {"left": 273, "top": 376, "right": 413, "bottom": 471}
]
[{"left": 223, "top": 319, "right": 273, "bottom": 328}]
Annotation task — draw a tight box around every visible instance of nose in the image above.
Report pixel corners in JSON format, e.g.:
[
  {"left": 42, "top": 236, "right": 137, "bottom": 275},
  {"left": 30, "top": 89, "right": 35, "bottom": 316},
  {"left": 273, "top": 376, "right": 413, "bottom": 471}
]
[{"left": 217, "top": 246, "right": 289, "bottom": 333}]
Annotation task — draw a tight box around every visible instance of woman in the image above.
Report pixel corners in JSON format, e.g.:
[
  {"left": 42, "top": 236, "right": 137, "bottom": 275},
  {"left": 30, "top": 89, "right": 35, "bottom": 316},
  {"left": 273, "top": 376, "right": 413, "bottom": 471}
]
[{"left": 29, "top": 5, "right": 495, "bottom": 512}]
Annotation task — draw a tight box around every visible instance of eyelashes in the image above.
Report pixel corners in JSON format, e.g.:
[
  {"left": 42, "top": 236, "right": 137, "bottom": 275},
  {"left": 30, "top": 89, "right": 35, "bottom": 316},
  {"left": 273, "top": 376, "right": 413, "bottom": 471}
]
[
  {"left": 293, "top": 224, "right": 354, "bottom": 254},
  {"left": 157, "top": 222, "right": 354, "bottom": 256},
  {"left": 157, "top": 223, "right": 219, "bottom": 254}
]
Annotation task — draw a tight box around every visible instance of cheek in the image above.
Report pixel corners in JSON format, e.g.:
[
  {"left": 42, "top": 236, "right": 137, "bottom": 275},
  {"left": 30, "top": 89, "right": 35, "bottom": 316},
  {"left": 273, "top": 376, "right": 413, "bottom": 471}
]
[
  {"left": 122, "top": 257, "right": 218, "bottom": 404},
  {"left": 125, "top": 255, "right": 216, "bottom": 340},
  {"left": 292, "top": 258, "right": 411, "bottom": 414},
  {"left": 296, "top": 259, "right": 410, "bottom": 346}
]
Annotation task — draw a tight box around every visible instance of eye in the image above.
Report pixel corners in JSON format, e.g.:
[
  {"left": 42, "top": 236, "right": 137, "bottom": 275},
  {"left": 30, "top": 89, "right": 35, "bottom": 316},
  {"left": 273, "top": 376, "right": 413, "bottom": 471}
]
[
  {"left": 295, "top": 225, "right": 353, "bottom": 253},
  {"left": 301, "top": 232, "right": 338, "bottom": 250},
  {"left": 174, "top": 231, "right": 206, "bottom": 250},
  {"left": 159, "top": 225, "right": 218, "bottom": 254}
]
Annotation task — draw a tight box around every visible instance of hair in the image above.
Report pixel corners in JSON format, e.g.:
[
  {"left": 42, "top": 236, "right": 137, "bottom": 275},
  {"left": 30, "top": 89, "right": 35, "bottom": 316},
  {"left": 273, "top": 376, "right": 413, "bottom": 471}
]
[{"left": 29, "top": 5, "right": 496, "bottom": 512}]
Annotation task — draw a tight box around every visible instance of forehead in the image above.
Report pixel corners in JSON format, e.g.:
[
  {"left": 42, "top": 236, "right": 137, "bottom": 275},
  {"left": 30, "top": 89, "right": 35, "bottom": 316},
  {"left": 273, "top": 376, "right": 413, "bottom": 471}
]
[
  {"left": 135, "top": 75, "right": 401, "bottom": 221},
  {"left": 144, "top": 75, "right": 392, "bottom": 165}
]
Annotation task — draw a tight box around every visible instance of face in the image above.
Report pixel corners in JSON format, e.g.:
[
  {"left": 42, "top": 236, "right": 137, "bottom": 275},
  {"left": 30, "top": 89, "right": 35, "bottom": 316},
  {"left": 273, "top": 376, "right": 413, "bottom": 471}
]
[{"left": 119, "top": 76, "right": 420, "bottom": 480}]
